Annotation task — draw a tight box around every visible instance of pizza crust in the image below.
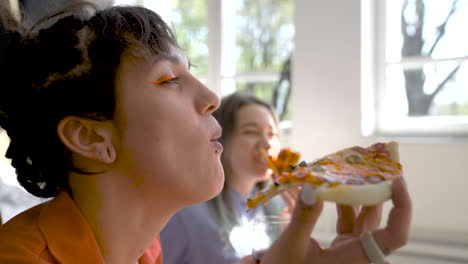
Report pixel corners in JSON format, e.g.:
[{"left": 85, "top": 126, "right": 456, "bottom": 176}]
[
  {"left": 247, "top": 142, "right": 401, "bottom": 209},
  {"left": 315, "top": 180, "right": 392, "bottom": 206},
  {"left": 314, "top": 141, "right": 399, "bottom": 205},
  {"left": 386, "top": 141, "right": 400, "bottom": 162},
  {"left": 249, "top": 179, "right": 393, "bottom": 208}
]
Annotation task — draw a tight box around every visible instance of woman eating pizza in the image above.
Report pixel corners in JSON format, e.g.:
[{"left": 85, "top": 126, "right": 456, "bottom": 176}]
[{"left": 0, "top": 2, "right": 412, "bottom": 264}]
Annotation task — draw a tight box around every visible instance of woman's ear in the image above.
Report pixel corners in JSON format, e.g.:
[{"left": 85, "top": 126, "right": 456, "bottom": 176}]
[{"left": 57, "top": 116, "right": 117, "bottom": 164}]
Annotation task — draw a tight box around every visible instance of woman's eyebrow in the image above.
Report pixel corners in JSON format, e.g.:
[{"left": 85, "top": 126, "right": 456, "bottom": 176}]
[
  {"left": 165, "top": 54, "right": 191, "bottom": 69},
  {"left": 240, "top": 122, "right": 258, "bottom": 129},
  {"left": 241, "top": 122, "right": 277, "bottom": 131},
  {"left": 149, "top": 54, "right": 190, "bottom": 69}
]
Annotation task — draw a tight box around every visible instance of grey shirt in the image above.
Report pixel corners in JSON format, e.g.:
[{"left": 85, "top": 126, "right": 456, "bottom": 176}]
[{"left": 161, "top": 187, "right": 281, "bottom": 264}]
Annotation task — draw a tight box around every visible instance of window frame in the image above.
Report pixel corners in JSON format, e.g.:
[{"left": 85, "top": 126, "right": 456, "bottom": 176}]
[
  {"left": 142, "top": 0, "right": 289, "bottom": 104},
  {"left": 366, "top": 0, "right": 468, "bottom": 138}
]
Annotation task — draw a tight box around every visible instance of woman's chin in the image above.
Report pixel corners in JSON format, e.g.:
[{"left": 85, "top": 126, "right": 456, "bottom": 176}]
[
  {"left": 189, "top": 171, "right": 225, "bottom": 205},
  {"left": 207, "top": 170, "right": 225, "bottom": 198}
]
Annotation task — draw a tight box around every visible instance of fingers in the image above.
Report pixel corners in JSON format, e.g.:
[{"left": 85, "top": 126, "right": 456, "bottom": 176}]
[
  {"left": 260, "top": 184, "right": 324, "bottom": 264},
  {"left": 354, "top": 203, "right": 383, "bottom": 234},
  {"left": 332, "top": 202, "right": 383, "bottom": 249},
  {"left": 280, "top": 186, "right": 300, "bottom": 209},
  {"left": 332, "top": 204, "right": 357, "bottom": 248},
  {"left": 330, "top": 233, "right": 355, "bottom": 248},
  {"left": 336, "top": 205, "right": 357, "bottom": 235},
  {"left": 315, "top": 178, "right": 411, "bottom": 264},
  {"left": 280, "top": 186, "right": 301, "bottom": 219},
  {"left": 385, "top": 177, "right": 412, "bottom": 248},
  {"left": 237, "top": 255, "right": 259, "bottom": 264},
  {"left": 287, "top": 184, "right": 324, "bottom": 243},
  {"left": 252, "top": 249, "right": 266, "bottom": 261},
  {"left": 280, "top": 191, "right": 293, "bottom": 208},
  {"left": 370, "top": 177, "right": 411, "bottom": 255}
]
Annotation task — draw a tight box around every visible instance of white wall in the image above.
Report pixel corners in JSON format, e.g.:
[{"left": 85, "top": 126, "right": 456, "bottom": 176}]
[{"left": 292, "top": 0, "right": 468, "bottom": 251}]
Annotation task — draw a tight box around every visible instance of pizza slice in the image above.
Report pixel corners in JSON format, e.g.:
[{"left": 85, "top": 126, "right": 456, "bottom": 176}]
[
  {"left": 247, "top": 142, "right": 402, "bottom": 210},
  {"left": 263, "top": 148, "right": 301, "bottom": 180}
]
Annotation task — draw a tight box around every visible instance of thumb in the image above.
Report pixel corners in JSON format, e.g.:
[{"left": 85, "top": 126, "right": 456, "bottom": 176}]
[
  {"left": 236, "top": 255, "right": 258, "bottom": 264},
  {"left": 286, "top": 184, "right": 324, "bottom": 243},
  {"left": 261, "top": 184, "right": 324, "bottom": 264}
]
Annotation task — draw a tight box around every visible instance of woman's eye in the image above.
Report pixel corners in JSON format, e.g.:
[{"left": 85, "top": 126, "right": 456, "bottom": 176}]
[
  {"left": 151, "top": 74, "right": 178, "bottom": 85},
  {"left": 165, "top": 78, "right": 178, "bottom": 85},
  {"left": 243, "top": 130, "right": 258, "bottom": 135}
]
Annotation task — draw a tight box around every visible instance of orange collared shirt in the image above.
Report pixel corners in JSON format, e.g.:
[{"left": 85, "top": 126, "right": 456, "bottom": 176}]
[{"left": 0, "top": 190, "right": 163, "bottom": 264}]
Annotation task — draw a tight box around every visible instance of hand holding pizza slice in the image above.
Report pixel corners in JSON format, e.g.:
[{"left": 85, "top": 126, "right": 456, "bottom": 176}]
[
  {"left": 260, "top": 176, "right": 411, "bottom": 264},
  {"left": 247, "top": 142, "right": 402, "bottom": 210},
  {"left": 255, "top": 142, "right": 411, "bottom": 264}
]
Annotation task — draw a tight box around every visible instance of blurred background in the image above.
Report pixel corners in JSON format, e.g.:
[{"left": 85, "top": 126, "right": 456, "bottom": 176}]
[{"left": 1, "top": 0, "right": 467, "bottom": 263}]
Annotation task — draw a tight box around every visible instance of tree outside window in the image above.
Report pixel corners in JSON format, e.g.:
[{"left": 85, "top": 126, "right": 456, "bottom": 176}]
[{"left": 375, "top": 0, "right": 468, "bottom": 136}]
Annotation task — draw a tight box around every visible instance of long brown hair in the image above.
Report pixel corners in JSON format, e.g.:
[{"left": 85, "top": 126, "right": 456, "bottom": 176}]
[{"left": 208, "top": 92, "right": 282, "bottom": 239}]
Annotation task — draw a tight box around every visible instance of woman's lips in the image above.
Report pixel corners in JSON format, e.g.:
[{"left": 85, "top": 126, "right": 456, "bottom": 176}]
[{"left": 211, "top": 141, "right": 223, "bottom": 154}]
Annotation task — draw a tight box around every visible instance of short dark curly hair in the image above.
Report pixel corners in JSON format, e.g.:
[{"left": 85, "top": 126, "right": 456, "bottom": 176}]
[{"left": 0, "top": 2, "right": 179, "bottom": 197}]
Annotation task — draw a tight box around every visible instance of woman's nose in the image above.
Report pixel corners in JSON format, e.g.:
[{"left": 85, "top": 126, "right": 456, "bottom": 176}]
[
  {"left": 195, "top": 79, "right": 220, "bottom": 115},
  {"left": 259, "top": 134, "right": 272, "bottom": 149}
]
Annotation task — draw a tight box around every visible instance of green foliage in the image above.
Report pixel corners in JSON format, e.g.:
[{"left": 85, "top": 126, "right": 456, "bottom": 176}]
[
  {"left": 168, "top": 0, "right": 294, "bottom": 120},
  {"left": 171, "top": 0, "right": 208, "bottom": 77},
  {"left": 236, "top": 81, "right": 291, "bottom": 120},
  {"left": 236, "top": 82, "right": 275, "bottom": 102},
  {"left": 430, "top": 102, "right": 468, "bottom": 116},
  {"left": 236, "top": 0, "right": 293, "bottom": 73},
  {"left": 235, "top": 0, "right": 294, "bottom": 120}
]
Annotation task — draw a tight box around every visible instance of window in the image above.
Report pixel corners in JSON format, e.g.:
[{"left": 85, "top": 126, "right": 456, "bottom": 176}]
[
  {"left": 222, "top": 0, "right": 294, "bottom": 121},
  {"left": 116, "top": 0, "right": 294, "bottom": 121},
  {"left": 146, "top": 0, "right": 209, "bottom": 78},
  {"left": 368, "top": 0, "right": 468, "bottom": 137}
]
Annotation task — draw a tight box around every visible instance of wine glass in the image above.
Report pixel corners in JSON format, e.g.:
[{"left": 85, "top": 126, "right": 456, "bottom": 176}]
[{"left": 251, "top": 215, "right": 291, "bottom": 261}]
